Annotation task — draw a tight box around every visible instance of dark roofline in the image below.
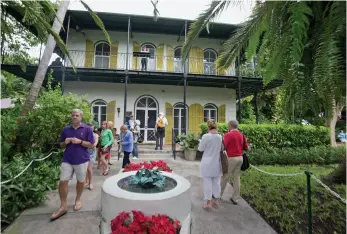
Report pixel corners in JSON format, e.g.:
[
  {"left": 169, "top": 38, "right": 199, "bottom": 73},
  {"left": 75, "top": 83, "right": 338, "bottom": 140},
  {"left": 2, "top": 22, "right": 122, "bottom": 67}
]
[{"left": 61, "top": 10, "right": 239, "bottom": 41}]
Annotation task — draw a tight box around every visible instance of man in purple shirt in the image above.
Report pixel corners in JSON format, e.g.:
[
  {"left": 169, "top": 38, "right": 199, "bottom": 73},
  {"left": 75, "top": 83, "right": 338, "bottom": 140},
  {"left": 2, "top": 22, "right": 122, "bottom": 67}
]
[{"left": 51, "top": 109, "right": 95, "bottom": 220}]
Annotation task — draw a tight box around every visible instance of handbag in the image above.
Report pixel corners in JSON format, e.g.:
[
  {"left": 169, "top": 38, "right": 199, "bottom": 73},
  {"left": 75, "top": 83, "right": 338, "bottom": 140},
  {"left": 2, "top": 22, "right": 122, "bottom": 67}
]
[
  {"left": 220, "top": 139, "right": 229, "bottom": 174},
  {"left": 241, "top": 135, "right": 250, "bottom": 171}
]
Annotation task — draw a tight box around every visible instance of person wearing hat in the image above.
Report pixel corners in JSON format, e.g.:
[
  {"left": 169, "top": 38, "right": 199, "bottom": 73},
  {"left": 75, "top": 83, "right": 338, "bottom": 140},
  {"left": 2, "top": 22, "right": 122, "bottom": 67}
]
[{"left": 155, "top": 112, "right": 168, "bottom": 150}]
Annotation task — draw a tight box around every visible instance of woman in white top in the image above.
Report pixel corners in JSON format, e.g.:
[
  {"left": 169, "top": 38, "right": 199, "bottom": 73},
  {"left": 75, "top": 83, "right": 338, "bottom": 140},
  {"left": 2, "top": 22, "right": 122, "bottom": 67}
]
[{"left": 198, "top": 119, "right": 222, "bottom": 211}]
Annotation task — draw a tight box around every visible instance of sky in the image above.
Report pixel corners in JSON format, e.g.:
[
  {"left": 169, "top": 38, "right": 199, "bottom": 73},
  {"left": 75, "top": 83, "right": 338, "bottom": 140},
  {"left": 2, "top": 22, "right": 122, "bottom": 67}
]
[{"left": 70, "top": 0, "right": 253, "bottom": 24}]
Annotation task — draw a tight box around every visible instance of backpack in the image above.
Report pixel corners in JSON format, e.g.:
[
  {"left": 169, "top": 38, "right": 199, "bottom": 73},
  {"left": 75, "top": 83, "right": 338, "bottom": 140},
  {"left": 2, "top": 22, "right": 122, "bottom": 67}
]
[{"left": 157, "top": 118, "right": 165, "bottom": 128}]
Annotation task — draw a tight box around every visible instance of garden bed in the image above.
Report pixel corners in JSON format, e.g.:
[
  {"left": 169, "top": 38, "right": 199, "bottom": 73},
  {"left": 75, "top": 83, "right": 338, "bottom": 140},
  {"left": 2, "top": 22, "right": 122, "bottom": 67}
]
[{"left": 241, "top": 165, "right": 346, "bottom": 234}]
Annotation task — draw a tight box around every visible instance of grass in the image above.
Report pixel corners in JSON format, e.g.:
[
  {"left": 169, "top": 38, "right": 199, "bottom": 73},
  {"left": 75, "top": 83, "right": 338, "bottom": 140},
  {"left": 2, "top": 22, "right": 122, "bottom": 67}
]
[{"left": 240, "top": 165, "right": 346, "bottom": 234}]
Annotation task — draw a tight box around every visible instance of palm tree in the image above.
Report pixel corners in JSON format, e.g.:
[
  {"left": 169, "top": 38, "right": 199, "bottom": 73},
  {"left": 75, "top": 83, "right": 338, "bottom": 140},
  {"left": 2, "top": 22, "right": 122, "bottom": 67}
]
[{"left": 182, "top": 1, "right": 346, "bottom": 146}]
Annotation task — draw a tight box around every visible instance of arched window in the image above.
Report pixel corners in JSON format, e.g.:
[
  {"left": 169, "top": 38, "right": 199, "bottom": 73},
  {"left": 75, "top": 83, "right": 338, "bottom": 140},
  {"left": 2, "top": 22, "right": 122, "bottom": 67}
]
[
  {"left": 94, "top": 42, "right": 110, "bottom": 69},
  {"left": 173, "top": 102, "right": 188, "bottom": 135},
  {"left": 174, "top": 47, "right": 183, "bottom": 72},
  {"left": 204, "top": 104, "right": 217, "bottom": 122},
  {"left": 204, "top": 49, "right": 217, "bottom": 75},
  {"left": 92, "top": 100, "right": 107, "bottom": 126}
]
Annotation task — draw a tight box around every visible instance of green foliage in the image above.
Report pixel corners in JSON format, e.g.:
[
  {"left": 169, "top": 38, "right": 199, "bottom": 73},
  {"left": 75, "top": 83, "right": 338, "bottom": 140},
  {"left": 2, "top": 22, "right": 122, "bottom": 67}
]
[
  {"left": 18, "top": 78, "right": 92, "bottom": 151},
  {"left": 129, "top": 169, "right": 165, "bottom": 189},
  {"left": 1, "top": 150, "right": 62, "bottom": 225},
  {"left": 178, "top": 132, "right": 200, "bottom": 149},
  {"left": 199, "top": 123, "right": 330, "bottom": 149},
  {"left": 248, "top": 146, "right": 345, "bottom": 165},
  {"left": 241, "top": 165, "right": 346, "bottom": 234}
]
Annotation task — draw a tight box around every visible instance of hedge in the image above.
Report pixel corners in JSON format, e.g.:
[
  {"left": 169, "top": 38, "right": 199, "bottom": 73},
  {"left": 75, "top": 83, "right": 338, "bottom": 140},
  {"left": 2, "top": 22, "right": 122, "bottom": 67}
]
[
  {"left": 247, "top": 145, "right": 346, "bottom": 165},
  {"left": 199, "top": 123, "right": 330, "bottom": 149}
]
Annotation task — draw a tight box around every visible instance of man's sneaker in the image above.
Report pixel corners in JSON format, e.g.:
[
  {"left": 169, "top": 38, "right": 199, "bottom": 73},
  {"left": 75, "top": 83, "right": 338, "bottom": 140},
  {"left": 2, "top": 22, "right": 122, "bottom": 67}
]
[{"left": 132, "top": 156, "right": 138, "bottom": 160}]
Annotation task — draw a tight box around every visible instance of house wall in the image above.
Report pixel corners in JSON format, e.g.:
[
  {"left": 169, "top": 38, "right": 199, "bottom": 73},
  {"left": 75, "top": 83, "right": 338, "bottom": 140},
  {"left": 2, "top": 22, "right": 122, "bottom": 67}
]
[
  {"left": 64, "top": 81, "right": 237, "bottom": 131},
  {"left": 65, "top": 29, "right": 236, "bottom": 74}
]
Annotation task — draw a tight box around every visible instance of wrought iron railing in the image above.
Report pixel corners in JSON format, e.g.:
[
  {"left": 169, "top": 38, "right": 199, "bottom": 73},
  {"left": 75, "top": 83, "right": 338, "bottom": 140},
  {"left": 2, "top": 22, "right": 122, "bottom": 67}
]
[{"left": 172, "top": 128, "right": 176, "bottom": 160}]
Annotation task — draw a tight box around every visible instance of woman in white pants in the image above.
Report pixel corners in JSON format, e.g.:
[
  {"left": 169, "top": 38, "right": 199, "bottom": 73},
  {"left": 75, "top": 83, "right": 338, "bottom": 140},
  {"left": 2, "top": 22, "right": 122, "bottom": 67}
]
[{"left": 198, "top": 119, "right": 222, "bottom": 211}]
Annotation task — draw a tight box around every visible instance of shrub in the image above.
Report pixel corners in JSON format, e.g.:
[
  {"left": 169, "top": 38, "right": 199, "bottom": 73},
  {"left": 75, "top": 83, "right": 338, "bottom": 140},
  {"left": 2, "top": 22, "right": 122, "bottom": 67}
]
[
  {"left": 1, "top": 150, "right": 62, "bottom": 225},
  {"left": 200, "top": 123, "right": 330, "bottom": 149},
  {"left": 247, "top": 146, "right": 346, "bottom": 165},
  {"left": 18, "top": 84, "right": 92, "bottom": 151}
]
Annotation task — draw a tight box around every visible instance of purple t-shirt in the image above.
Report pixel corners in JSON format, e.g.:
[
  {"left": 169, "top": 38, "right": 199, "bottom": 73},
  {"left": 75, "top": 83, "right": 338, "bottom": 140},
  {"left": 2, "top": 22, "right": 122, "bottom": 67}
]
[{"left": 60, "top": 123, "right": 95, "bottom": 165}]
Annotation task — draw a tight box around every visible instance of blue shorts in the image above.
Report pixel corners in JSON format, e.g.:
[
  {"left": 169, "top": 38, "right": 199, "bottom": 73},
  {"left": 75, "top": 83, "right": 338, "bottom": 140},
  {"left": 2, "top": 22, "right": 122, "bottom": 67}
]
[{"left": 89, "top": 150, "right": 96, "bottom": 163}]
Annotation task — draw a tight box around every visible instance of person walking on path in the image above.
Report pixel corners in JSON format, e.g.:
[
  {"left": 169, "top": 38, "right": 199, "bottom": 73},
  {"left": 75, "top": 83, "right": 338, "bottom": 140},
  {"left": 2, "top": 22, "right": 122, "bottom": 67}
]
[
  {"left": 84, "top": 123, "right": 99, "bottom": 191},
  {"left": 120, "top": 125, "right": 134, "bottom": 168},
  {"left": 220, "top": 120, "right": 249, "bottom": 205},
  {"left": 50, "top": 109, "right": 95, "bottom": 220},
  {"left": 132, "top": 120, "right": 141, "bottom": 159},
  {"left": 198, "top": 120, "right": 222, "bottom": 211},
  {"left": 99, "top": 121, "right": 114, "bottom": 176},
  {"left": 155, "top": 112, "right": 168, "bottom": 150},
  {"left": 106, "top": 121, "right": 114, "bottom": 165}
]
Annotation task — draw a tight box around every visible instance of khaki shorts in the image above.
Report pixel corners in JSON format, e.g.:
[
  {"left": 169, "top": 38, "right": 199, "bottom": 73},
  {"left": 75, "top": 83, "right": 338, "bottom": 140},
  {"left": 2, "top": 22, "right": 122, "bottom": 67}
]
[{"left": 60, "top": 162, "right": 89, "bottom": 182}]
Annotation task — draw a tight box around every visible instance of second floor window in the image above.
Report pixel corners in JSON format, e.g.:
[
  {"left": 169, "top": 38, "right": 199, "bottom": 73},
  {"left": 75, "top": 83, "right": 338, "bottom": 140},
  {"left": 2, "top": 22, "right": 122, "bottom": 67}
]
[
  {"left": 204, "top": 49, "right": 217, "bottom": 75},
  {"left": 94, "top": 42, "right": 110, "bottom": 69}
]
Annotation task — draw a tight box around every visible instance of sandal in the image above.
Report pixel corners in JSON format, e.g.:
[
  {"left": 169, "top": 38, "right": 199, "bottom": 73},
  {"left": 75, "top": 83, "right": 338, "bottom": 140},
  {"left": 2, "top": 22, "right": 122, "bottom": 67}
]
[
  {"left": 89, "top": 184, "right": 94, "bottom": 191},
  {"left": 212, "top": 199, "right": 221, "bottom": 209},
  {"left": 202, "top": 204, "right": 212, "bottom": 212},
  {"left": 103, "top": 170, "right": 109, "bottom": 176},
  {"left": 50, "top": 208, "right": 67, "bottom": 221},
  {"left": 73, "top": 201, "right": 83, "bottom": 211}
]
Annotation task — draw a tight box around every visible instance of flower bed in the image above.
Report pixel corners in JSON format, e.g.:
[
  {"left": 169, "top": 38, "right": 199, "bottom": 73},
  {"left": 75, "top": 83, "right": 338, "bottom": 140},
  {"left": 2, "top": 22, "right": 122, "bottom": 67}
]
[
  {"left": 111, "top": 210, "right": 181, "bottom": 234},
  {"left": 123, "top": 160, "right": 172, "bottom": 172}
]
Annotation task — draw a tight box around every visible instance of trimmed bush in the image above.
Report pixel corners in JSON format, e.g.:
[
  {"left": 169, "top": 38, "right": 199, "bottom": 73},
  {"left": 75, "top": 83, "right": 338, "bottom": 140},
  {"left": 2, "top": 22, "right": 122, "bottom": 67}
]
[
  {"left": 200, "top": 123, "right": 329, "bottom": 149},
  {"left": 247, "top": 145, "right": 346, "bottom": 165}
]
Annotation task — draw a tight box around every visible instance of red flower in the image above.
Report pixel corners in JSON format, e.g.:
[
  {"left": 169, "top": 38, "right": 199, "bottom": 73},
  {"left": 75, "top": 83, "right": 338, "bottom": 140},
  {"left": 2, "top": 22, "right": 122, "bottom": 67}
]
[
  {"left": 111, "top": 210, "right": 181, "bottom": 234},
  {"left": 122, "top": 161, "right": 172, "bottom": 172}
]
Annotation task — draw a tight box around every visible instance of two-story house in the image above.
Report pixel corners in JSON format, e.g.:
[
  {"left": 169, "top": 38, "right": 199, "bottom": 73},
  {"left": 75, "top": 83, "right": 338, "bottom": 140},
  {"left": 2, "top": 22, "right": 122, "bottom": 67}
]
[{"left": 2, "top": 10, "right": 282, "bottom": 144}]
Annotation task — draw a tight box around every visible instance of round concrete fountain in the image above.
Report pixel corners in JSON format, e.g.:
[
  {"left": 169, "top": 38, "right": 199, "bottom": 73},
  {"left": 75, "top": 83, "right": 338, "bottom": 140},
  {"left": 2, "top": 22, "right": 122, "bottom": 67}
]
[{"left": 101, "top": 171, "right": 191, "bottom": 233}]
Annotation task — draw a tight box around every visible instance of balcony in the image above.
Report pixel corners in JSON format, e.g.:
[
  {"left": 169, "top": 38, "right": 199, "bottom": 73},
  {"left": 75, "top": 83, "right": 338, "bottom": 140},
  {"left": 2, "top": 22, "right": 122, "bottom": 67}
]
[{"left": 50, "top": 50, "right": 258, "bottom": 77}]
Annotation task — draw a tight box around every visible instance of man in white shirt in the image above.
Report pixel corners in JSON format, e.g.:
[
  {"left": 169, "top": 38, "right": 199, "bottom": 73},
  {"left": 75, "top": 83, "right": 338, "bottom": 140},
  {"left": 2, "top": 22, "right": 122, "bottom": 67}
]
[{"left": 155, "top": 112, "right": 168, "bottom": 150}]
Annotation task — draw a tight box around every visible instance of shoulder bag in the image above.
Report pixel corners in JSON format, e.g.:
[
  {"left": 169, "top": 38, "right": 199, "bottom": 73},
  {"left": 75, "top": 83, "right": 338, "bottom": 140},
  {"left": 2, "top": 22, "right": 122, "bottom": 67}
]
[
  {"left": 241, "top": 134, "right": 250, "bottom": 171},
  {"left": 220, "top": 138, "right": 229, "bottom": 174}
]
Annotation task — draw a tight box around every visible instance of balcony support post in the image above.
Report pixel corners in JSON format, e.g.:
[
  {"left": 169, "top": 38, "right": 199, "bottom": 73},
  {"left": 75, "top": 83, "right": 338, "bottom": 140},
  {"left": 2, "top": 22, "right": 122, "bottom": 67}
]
[
  {"left": 183, "top": 20, "right": 188, "bottom": 134},
  {"left": 61, "top": 14, "right": 71, "bottom": 94},
  {"left": 237, "top": 56, "right": 242, "bottom": 123},
  {"left": 123, "top": 16, "right": 131, "bottom": 124},
  {"left": 254, "top": 92, "right": 259, "bottom": 124}
]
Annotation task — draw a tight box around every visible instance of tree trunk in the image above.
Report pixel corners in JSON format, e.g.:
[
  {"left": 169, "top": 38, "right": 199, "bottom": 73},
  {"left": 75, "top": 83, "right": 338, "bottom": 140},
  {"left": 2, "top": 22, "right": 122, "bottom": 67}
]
[
  {"left": 20, "top": 0, "right": 70, "bottom": 116},
  {"left": 328, "top": 100, "right": 344, "bottom": 146}
]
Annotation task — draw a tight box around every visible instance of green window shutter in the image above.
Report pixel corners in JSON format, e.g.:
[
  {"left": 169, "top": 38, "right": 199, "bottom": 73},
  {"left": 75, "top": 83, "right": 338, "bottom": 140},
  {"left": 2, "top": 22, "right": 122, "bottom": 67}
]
[
  {"left": 157, "top": 44, "right": 164, "bottom": 71},
  {"left": 165, "top": 102, "right": 173, "bottom": 145},
  {"left": 166, "top": 45, "right": 174, "bottom": 72},
  {"left": 218, "top": 104, "right": 226, "bottom": 123},
  {"left": 110, "top": 41, "right": 119, "bottom": 69},
  {"left": 132, "top": 41, "right": 140, "bottom": 70},
  {"left": 188, "top": 103, "right": 204, "bottom": 134},
  {"left": 106, "top": 101, "right": 116, "bottom": 123}
]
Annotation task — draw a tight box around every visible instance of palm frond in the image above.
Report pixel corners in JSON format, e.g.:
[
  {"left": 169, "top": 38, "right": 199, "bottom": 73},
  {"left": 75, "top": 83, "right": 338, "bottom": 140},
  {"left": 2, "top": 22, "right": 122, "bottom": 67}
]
[
  {"left": 80, "top": 0, "right": 111, "bottom": 45},
  {"left": 182, "top": 0, "right": 234, "bottom": 62},
  {"left": 216, "top": 1, "right": 274, "bottom": 70}
]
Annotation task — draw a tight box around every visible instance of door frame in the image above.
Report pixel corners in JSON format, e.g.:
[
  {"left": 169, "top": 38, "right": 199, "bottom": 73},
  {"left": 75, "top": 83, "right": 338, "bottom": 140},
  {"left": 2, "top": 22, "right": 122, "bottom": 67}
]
[{"left": 134, "top": 95, "right": 159, "bottom": 142}]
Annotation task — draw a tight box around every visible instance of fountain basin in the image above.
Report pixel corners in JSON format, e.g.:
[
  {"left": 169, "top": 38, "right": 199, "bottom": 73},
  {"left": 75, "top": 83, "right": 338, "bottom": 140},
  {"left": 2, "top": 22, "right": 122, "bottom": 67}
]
[{"left": 101, "top": 171, "right": 191, "bottom": 225}]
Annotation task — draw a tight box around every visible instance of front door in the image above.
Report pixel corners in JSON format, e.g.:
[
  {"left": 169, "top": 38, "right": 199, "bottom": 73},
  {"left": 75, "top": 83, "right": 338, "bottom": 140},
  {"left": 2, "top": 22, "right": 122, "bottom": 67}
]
[{"left": 135, "top": 96, "right": 158, "bottom": 142}]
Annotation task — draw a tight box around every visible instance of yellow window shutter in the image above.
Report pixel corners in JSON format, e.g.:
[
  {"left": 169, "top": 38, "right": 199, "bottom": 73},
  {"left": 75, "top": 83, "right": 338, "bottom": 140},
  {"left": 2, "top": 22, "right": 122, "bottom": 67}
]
[
  {"left": 188, "top": 103, "right": 204, "bottom": 134},
  {"left": 110, "top": 41, "right": 119, "bottom": 69},
  {"left": 84, "top": 40, "right": 94, "bottom": 68},
  {"left": 189, "top": 47, "right": 203, "bottom": 74},
  {"left": 106, "top": 101, "right": 116, "bottom": 123},
  {"left": 166, "top": 45, "right": 174, "bottom": 72},
  {"left": 132, "top": 41, "right": 140, "bottom": 70},
  {"left": 156, "top": 44, "right": 164, "bottom": 71},
  {"left": 218, "top": 104, "right": 226, "bottom": 123},
  {"left": 165, "top": 103, "right": 173, "bottom": 145}
]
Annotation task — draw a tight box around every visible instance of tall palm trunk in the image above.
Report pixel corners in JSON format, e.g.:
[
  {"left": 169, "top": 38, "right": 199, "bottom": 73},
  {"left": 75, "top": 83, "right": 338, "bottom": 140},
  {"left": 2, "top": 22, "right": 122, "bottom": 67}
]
[
  {"left": 20, "top": 0, "right": 70, "bottom": 116},
  {"left": 328, "top": 100, "right": 344, "bottom": 146}
]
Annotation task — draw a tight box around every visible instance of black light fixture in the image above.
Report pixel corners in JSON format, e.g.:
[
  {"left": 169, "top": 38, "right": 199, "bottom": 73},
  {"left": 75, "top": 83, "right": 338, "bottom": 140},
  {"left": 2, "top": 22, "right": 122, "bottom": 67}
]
[{"left": 117, "top": 107, "right": 120, "bottom": 117}]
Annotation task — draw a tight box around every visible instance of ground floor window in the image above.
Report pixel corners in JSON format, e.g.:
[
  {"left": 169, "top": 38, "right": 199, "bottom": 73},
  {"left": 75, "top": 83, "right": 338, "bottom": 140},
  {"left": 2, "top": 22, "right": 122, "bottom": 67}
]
[
  {"left": 173, "top": 103, "right": 188, "bottom": 136},
  {"left": 92, "top": 100, "right": 107, "bottom": 126},
  {"left": 204, "top": 104, "right": 217, "bottom": 122},
  {"left": 135, "top": 96, "right": 158, "bottom": 142}
]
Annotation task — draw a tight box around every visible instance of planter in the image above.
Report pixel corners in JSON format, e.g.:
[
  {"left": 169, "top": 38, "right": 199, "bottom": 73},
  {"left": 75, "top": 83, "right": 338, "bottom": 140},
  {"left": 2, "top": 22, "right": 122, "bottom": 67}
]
[{"left": 184, "top": 148, "right": 196, "bottom": 161}]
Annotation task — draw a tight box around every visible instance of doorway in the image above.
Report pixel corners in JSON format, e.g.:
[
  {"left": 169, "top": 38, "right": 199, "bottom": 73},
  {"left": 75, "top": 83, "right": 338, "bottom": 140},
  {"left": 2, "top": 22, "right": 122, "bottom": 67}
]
[
  {"left": 135, "top": 96, "right": 158, "bottom": 142},
  {"left": 173, "top": 103, "right": 188, "bottom": 136}
]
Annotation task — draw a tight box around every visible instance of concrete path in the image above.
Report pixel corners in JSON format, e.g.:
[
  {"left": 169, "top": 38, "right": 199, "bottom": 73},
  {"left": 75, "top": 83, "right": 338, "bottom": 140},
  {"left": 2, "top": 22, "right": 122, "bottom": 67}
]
[{"left": 4, "top": 149, "right": 276, "bottom": 234}]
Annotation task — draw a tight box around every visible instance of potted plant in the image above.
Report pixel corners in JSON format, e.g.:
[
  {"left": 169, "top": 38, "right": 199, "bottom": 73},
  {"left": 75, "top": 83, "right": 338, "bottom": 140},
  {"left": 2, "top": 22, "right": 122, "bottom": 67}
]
[{"left": 183, "top": 132, "right": 200, "bottom": 161}]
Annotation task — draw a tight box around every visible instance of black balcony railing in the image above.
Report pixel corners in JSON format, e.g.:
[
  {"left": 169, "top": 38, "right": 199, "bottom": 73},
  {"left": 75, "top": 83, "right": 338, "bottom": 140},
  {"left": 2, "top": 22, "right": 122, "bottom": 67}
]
[{"left": 4, "top": 48, "right": 259, "bottom": 77}]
